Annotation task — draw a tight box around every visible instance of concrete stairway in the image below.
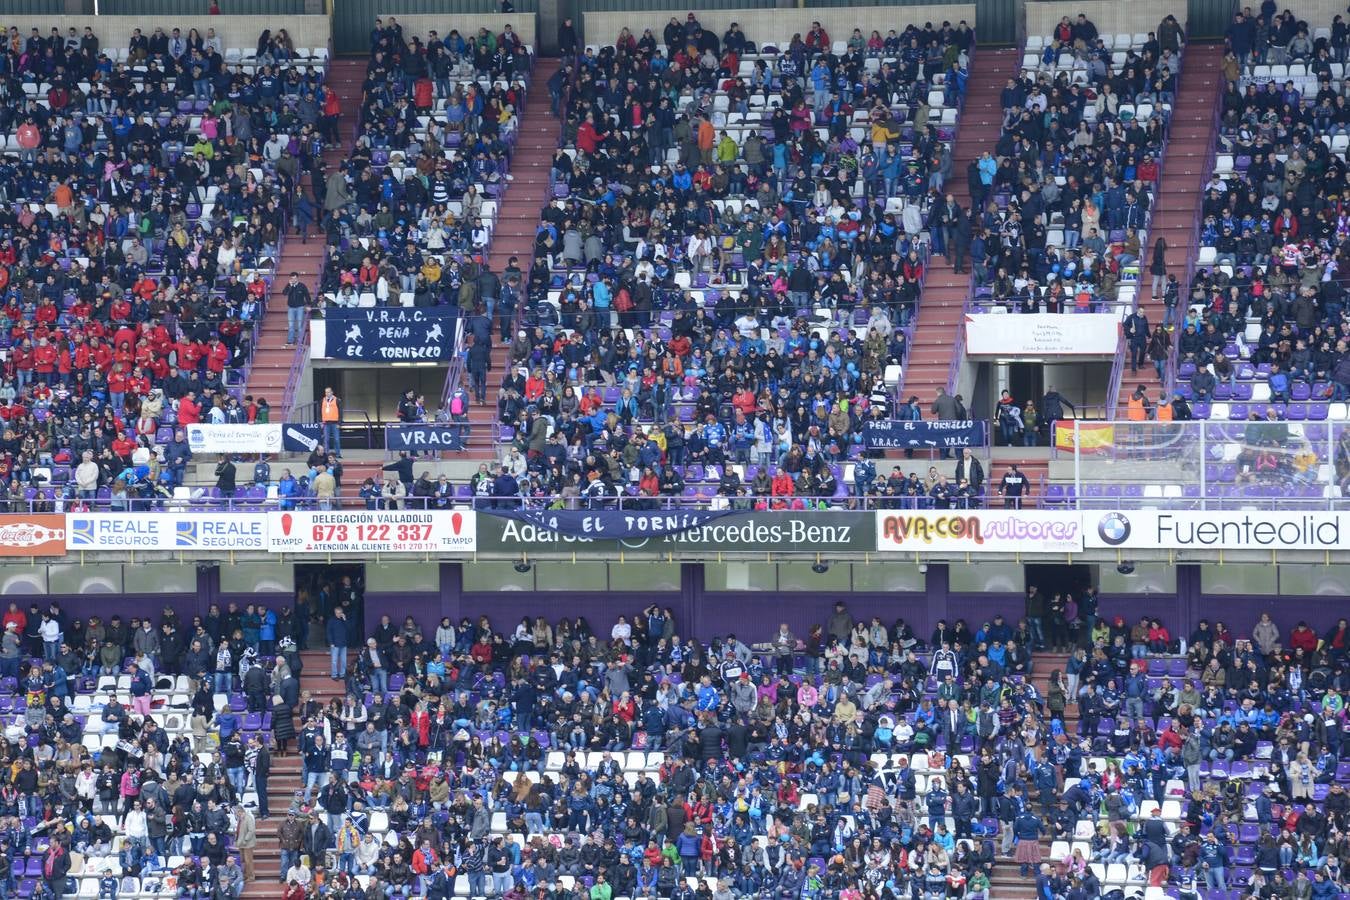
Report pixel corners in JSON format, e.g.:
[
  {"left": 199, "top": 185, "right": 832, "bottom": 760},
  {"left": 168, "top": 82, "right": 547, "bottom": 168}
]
[
  {"left": 988, "top": 651, "right": 1077, "bottom": 899},
  {"left": 240, "top": 651, "right": 347, "bottom": 896},
  {"left": 461, "top": 58, "right": 564, "bottom": 460},
  {"left": 1114, "top": 44, "right": 1222, "bottom": 414},
  {"left": 900, "top": 48, "right": 1021, "bottom": 409},
  {"left": 245, "top": 59, "right": 368, "bottom": 415}
]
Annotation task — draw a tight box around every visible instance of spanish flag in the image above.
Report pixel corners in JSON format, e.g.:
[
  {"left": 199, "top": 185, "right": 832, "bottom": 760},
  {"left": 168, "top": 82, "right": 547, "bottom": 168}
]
[{"left": 1054, "top": 422, "right": 1115, "bottom": 453}]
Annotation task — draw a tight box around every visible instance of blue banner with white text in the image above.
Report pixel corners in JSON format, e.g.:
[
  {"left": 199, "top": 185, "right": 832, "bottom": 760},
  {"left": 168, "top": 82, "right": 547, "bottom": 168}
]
[
  {"left": 320, "top": 308, "right": 457, "bottom": 361},
  {"left": 862, "top": 420, "right": 988, "bottom": 450},
  {"left": 386, "top": 424, "right": 467, "bottom": 452}
]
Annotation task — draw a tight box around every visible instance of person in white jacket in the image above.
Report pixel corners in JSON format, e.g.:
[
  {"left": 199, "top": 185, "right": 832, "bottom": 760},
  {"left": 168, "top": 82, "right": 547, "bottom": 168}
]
[
  {"left": 75, "top": 451, "right": 100, "bottom": 499},
  {"left": 39, "top": 615, "right": 61, "bottom": 662},
  {"left": 124, "top": 801, "right": 149, "bottom": 849}
]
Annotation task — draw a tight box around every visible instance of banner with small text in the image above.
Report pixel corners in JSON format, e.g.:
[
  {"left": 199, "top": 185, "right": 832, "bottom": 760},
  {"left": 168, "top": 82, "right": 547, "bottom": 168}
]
[
  {"left": 186, "top": 423, "right": 328, "bottom": 455},
  {"left": 1084, "top": 510, "right": 1350, "bottom": 551},
  {"left": 314, "top": 307, "right": 458, "bottom": 361},
  {"left": 964, "top": 313, "right": 1120, "bottom": 356},
  {"left": 66, "top": 514, "right": 269, "bottom": 551},
  {"left": 862, "top": 420, "right": 988, "bottom": 450}
]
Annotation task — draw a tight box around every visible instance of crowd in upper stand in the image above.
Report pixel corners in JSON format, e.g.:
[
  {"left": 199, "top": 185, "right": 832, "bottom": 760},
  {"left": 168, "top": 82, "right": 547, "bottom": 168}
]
[
  {"left": 1171, "top": 6, "right": 1350, "bottom": 427},
  {"left": 0, "top": 24, "right": 339, "bottom": 509},
  {"left": 465, "top": 15, "right": 979, "bottom": 509}
]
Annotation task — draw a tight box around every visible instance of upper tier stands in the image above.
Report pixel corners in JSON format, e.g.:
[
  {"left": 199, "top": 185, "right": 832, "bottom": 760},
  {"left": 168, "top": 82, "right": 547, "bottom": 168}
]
[
  {"left": 1182, "top": 9, "right": 1350, "bottom": 423},
  {"left": 973, "top": 18, "right": 1184, "bottom": 324},
  {"left": 478, "top": 16, "right": 980, "bottom": 508},
  {"left": 315, "top": 21, "right": 532, "bottom": 312},
  {"left": 0, "top": 23, "right": 335, "bottom": 508}
]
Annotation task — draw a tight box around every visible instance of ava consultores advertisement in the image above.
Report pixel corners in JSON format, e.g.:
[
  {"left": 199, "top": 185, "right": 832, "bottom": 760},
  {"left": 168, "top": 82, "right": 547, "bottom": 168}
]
[{"left": 875, "top": 510, "right": 1083, "bottom": 554}]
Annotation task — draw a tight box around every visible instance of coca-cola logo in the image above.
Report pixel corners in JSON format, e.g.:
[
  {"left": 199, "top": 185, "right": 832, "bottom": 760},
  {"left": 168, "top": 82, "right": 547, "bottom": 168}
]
[{"left": 0, "top": 522, "right": 64, "bottom": 546}]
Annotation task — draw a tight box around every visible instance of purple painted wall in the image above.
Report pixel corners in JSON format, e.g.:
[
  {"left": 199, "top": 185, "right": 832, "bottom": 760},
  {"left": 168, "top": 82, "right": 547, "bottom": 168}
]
[{"left": 17, "top": 564, "right": 1347, "bottom": 649}]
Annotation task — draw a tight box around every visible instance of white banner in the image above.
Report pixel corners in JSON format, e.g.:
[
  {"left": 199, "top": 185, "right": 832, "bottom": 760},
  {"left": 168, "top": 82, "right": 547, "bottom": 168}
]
[
  {"left": 267, "top": 510, "right": 476, "bottom": 554},
  {"left": 964, "top": 313, "right": 1120, "bottom": 356},
  {"left": 186, "top": 423, "right": 283, "bottom": 455},
  {"left": 66, "top": 514, "right": 269, "bottom": 550},
  {"left": 876, "top": 510, "right": 1083, "bottom": 554},
  {"left": 1084, "top": 510, "right": 1348, "bottom": 551}
]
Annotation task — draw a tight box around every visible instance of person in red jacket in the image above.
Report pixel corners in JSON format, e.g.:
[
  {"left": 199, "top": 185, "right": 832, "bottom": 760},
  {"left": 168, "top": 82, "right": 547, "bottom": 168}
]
[
  {"left": 1288, "top": 622, "right": 1319, "bottom": 653},
  {"left": 11, "top": 341, "right": 32, "bottom": 391},
  {"left": 31, "top": 337, "right": 57, "bottom": 382},
  {"left": 575, "top": 112, "right": 607, "bottom": 155},
  {"left": 1, "top": 603, "right": 26, "bottom": 637},
  {"left": 413, "top": 76, "right": 433, "bottom": 111},
  {"left": 177, "top": 339, "right": 203, "bottom": 374},
  {"left": 205, "top": 337, "right": 229, "bottom": 375},
  {"left": 89, "top": 337, "right": 113, "bottom": 372},
  {"left": 177, "top": 391, "right": 202, "bottom": 425}
]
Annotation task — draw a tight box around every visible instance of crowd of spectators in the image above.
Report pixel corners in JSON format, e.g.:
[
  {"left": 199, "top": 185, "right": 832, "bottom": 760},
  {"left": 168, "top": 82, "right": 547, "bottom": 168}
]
[
  {"left": 1174, "top": 9, "right": 1350, "bottom": 422},
  {"left": 969, "top": 14, "right": 1182, "bottom": 347},
  {"left": 310, "top": 18, "right": 530, "bottom": 331},
  {"left": 0, "top": 23, "right": 337, "bottom": 510},
  {"left": 285, "top": 593, "right": 1347, "bottom": 900},
  {"left": 10, "top": 565, "right": 1350, "bottom": 900},
  {"left": 474, "top": 15, "right": 977, "bottom": 511}
]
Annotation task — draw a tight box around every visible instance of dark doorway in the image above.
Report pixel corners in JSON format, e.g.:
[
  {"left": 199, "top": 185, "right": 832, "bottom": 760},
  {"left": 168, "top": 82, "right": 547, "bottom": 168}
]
[
  {"left": 295, "top": 563, "right": 366, "bottom": 648},
  {"left": 1024, "top": 564, "right": 1095, "bottom": 602},
  {"left": 1008, "top": 364, "right": 1044, "bottom": 419}
]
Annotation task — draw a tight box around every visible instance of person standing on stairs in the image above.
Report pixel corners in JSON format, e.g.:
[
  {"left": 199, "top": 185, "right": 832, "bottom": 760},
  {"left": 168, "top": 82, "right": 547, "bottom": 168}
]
[
  {"left": 1124, "top": 307, "right": 1150, "bottom": 375},
  {"left": 250, "top": 735, "right": 271, "bottom": 819},
  {"left": 320, "top": 387, "right": 342, "bottom": 457},
  {"left": 949, "top": 202, "right": 971, "bottom": 275},
  {"left": 467, "top": 337, "right": 491, "bottom": 405},
  {"left": 1149, "top": 237, "right": 1168, "bottom": 298},
  {"left": 234, "top": 803, "right": 256, "bottom": 883},
  {"left": 327, "top": 606, "right": 350, "bottom": 681},
  {"left": 284, "top": 273, "right": 311, "bottom": 348}
]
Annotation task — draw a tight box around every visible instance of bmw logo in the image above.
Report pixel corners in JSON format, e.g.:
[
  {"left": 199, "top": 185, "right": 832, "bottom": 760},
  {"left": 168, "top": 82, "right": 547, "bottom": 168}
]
[{"left": 1097, "top": 513, "right": 1131, "bottom": 546}]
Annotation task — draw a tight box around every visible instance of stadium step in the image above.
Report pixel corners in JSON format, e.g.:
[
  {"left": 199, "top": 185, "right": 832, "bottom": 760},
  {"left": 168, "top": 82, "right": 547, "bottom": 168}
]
[
  {"left": 898, "top": 47, "right": 1021, "bottom": 411},
  {"left": 245, "top": 59, "right": 369, "bottom": 414},
  {"left": 462, "top": 59, "right": 566, "bottom": 459},
  {"left": 1114, "top": 43, "right": 1223, "bottom": 416}
]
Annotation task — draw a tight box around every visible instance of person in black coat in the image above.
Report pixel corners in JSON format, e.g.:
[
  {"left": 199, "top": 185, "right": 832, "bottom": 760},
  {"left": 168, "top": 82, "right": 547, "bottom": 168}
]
[
  {"left": 954, "top": 448, "right": 984, "bottom": 494},
  {"left": 252, "top": 737, "right": 272, "bottom": 819},
  {"left": 302, "top": 812, "right": 331, "bottom": 858},
  {"left": 214, "top": 456, "right": 237, "bottom": 498},
  {"left": 271, "top": 694, "right": 296, "bottom": 755}
]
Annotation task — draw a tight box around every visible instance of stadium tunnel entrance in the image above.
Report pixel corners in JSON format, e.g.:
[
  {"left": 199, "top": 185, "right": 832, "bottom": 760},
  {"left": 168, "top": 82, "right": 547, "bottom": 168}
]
[
  {"left": 295, "top": 563, "right": 366, "bottom": 649},
  {"left": 1024, "top": 563, "right": 1096, "bottom": 605}
]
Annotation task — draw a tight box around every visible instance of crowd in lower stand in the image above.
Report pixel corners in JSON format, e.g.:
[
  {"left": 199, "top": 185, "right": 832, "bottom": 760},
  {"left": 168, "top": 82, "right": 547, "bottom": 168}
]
[{"left": 26, "top": 582, "right": 1349, "bottom": 900}]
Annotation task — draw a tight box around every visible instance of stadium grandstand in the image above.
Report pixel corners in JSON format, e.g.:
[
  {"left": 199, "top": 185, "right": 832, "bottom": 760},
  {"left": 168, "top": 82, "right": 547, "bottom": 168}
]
[{"left": 0, "top": 4, "right": 1342, "bottom": 900}]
